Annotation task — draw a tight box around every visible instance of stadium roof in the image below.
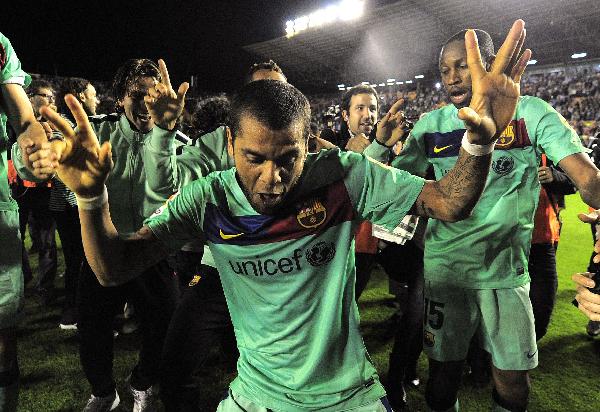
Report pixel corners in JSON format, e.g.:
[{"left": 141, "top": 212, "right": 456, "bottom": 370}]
[{"left": 243, "top": 0, "right": 600, "bottom": 92}]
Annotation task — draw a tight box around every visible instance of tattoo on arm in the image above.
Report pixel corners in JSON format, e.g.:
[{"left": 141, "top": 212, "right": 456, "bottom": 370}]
[{"left": 413, "top": 148, "right": 491, "bottom": 221}]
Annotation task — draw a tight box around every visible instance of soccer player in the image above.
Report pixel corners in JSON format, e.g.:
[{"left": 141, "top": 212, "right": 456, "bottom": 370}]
[
  {"left": 0, "top": 31, "right": 52, "bottom": 411},
  {"left": 15, "top": 58, "right": 189, "bottom": 411},
  {"left": 367, "top": 26, "right": 600, "bottom": 412},
  {"left": 43, "top": 22, "right": 528, "bottom": 411}
]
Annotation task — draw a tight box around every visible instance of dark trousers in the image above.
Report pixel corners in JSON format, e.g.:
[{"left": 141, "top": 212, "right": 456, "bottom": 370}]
[
  {"left": 354, "top": 242, "right": 424, "bottom": 385},
  {"left": 52, "top": 206, "right": 83, "bottom": 312},
  {"left": 16, "top": 188, "right": 56, "bottom": 289},
  {"left": 378, "top": 242, "right": 424, "bottom": 384},
  {"left": 77, "top": 259, "right": 178, "bottom": 396},
  {"left": 160, "top": 258, "right": 236, "bottom": 412},
  {"left": 528, "top": 242, "right": 558, "bottom": 341}
]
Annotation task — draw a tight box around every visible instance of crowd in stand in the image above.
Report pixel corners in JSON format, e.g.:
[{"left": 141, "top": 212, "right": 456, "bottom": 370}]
[
  {"left": 3, "top": 21, "right": 600, "bottom": 412},
  {"left": 31, "top": 67, "right": 600, "bottom": 147}
]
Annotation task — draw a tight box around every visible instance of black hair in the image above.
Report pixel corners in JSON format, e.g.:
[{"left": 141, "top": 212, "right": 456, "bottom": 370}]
[
  {"left": 244, "top": 60, "right": 287, "bottom": 84},
  {"left": 230, "top": 79, "right": 310, "bottom": 142},
  {"left": 110, "top": 59, "right": 160, "bottom": 113},
  {"left": 192, "top": 94, "right": 231, "bottom": 135},
  {"left": 58, "top": 77, "right": 91, "bottom": 113},
  {"left": 62, "top": 77, "right": 90, "bottom": 96},
  {"left": 27, "top": 79, "right": 54, "bottom": 95},
  {"left": 341, "top": 84, "right": 379, "bottom": 113},
  {"left": 441, "top": 29, "right": 495, "bottom": 65}
]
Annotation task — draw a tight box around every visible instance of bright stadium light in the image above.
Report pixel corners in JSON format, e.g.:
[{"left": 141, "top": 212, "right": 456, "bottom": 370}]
[
  {"left": 387, "top": 78, "right": 396, "bottom": 83},
  {"left": 361, "top": 81, "right": 370, "bottom": 85},
  {"left": 415, "top": 74, "right": 424, "bottom": 79},
  {"left": 285, "top": 21, "right": 295, "bottom": 37},
  {"left": 337, "top": 84, "right": 345, "bottom": 88},
  {"left": 527, "top": 59, "right": 537, "bottom": 65},
  {"left": 571, "top": 52, "right": 587, "bottom": 59},
  {"left": 379, "top": 83, "right": 385, "bottom": 86},
  {"left": 405, "top": 80, "right": 413, "bottom": 84},
  {"left": 285, "top": 0, "right": 365, "bottom": 37},
  {"left": 435, "top": 82, "right": 441, "bottom": 89},
  {"left": 396, "top": 81, "right": 404, "bottom": 85}
]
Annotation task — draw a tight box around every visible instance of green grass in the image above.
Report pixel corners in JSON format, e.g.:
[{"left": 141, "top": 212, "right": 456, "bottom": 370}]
[{"left": 18, "top": 194, "right": 600, "bottom": 411}]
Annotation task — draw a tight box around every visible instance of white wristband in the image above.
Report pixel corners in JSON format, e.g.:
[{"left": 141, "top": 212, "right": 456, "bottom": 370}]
[
  {"left": 76, "top": 186, "right": 108, "bottom": 210},
  {"left": 461, "top": 131, "right": 495, "bottom": 156}
]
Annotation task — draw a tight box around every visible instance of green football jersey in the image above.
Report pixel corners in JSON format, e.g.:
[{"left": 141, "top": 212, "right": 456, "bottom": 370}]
[
  {"left": 0, "top": 32, "right": 30, "bottom": 211},
  {"left": 146, "top": 149, "right": 425, "bottom": 411},
  {"left": 394, "top": 96, "right": 584, "bottom": 289}
]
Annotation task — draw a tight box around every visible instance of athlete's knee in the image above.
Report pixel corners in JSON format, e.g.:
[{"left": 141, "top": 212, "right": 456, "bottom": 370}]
[
  {"left": 493, "top": 369, "right": 530, "bottom": 392},
  {"left": 492, "top": 369, "right": 530, "bottom": 411}
]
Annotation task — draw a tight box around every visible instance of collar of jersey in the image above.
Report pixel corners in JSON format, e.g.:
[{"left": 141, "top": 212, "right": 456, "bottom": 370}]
[
  {"left": 224, "top": 149, "right": 345, "bottom": 216},
  {"left": 117, "top": 113, "right": 152, "bottom": 144}
]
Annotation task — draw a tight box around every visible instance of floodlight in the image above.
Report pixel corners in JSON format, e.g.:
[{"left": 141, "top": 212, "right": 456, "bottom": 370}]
[
  {"left": 571, "top": 52, "right": 587, "bottom": 59},
  {"left": 405, "top": 80, "right": 413, "bottom": 84},
  {"left": 527, "top": 60, "right": 537, "bottom": 65},
  {"left": 415, "top": 75, "right": 424, "bottom": 79}
]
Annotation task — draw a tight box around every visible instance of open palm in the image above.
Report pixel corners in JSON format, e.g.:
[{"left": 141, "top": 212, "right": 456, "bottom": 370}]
[
  {"left": 40, "top": 95, "right": 113, "bottom": 197},
  {"left": 460, "top": 20, "right": 531, "bottom": 145}
]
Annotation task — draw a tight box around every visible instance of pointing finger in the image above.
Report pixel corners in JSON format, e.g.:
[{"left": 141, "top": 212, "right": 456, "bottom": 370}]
[
  {"left": 465, "top": 29, "right": 486, "bottom": 80},
  {"left": 491, "top": 19, "right": 525, "bottom": 75},
  {"left": 177, "top": 82, "right": 189, "bottom": 101},
  {"left": 40, "top": 104, "right": 74, "bottom": 138},
  {"left": 158, "top": 59, "right": 172, "bottom": 90}
]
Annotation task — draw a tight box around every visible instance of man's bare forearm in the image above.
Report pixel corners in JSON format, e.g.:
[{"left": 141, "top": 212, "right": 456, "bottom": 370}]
[
  {"left": 413, "top": 148, "right": 491, "bottom": 222},
  {"left": 79, "top": 204, "right": 168, "bottom": 286}
]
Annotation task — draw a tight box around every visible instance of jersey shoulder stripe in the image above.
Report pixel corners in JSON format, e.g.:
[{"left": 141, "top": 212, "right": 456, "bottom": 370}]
[{"left": 203, "top": 180, "right": 355, "bottom": 245}]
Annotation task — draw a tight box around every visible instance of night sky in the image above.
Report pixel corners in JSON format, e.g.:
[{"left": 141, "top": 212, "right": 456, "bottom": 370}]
[{"left": 1, "top": 0, "right": 393, "bottom": 92}]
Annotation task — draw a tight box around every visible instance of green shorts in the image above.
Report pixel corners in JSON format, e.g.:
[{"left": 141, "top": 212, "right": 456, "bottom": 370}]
[
  {"left": 216, "top": 389, "right": 393, "bottom": 412},
  {"left": 0, "top": 209, "right": 24, "bottom": 329},
  {"left": 423, "top": 280, "right": 537, "bottom": 371}
]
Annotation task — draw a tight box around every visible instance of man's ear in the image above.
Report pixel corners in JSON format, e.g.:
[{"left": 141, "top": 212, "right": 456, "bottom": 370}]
[
  {"left": 78, "top": 91, "right": 86, "bottom": 102},
  {"left": 226, "top": 126, "right": 234, "bottom": 159},
  {"left": 342, "top": 110, "right": 349, "bottom": 122}
]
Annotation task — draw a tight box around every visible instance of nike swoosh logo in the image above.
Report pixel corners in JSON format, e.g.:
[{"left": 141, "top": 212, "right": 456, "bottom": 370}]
[
  {"left": 219, "top": 229, "right": 244, "bottom": 240},
  {"left": 526, "top": 350, "right": 537, "bottom": 359},
  {"left": 433, "top": 145, "right": 453, "bottom": 153}
]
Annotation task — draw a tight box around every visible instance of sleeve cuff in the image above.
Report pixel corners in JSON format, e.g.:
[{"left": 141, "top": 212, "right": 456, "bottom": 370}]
[{"left": 1, "top": 76, "right": 25, "bottom": 85}]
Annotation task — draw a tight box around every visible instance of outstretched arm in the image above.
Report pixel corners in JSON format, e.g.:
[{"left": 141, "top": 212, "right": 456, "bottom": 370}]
[
  {"left": 40, "top": 95, "right": 169, "bottom": 286},
  {"left": 410, "top": 20, "right": 531, "bottom": 222}
]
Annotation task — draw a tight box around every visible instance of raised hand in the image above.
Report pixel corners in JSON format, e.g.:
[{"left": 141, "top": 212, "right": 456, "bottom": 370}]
[
  {"left": 459, "top": 20, "right": 531, "bottom": 145},
  {"left": 345, "top": 133, "right": 371, "bottom": 153},
  {"left": 376, "top": 99, "right": 407, "bottom": 147},
  {"left": 39, "top": 95, "right": 113, "bottom": 197},
  {"left": 144, "top": 59, "right": 189, "bottom": 131}
]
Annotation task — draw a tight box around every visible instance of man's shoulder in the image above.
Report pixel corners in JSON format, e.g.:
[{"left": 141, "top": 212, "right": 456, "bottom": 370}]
[
  {"left": 516, "top": 95, "right": 554, "bottom": 116},
  {"left": 412, "top": 105, "right": 457, "bottom": 135}
]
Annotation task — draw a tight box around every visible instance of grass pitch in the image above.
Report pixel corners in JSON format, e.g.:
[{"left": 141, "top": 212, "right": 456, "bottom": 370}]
[{"left": 18, "top": 194, "right": 600, "bottom": 411}]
